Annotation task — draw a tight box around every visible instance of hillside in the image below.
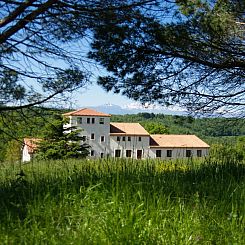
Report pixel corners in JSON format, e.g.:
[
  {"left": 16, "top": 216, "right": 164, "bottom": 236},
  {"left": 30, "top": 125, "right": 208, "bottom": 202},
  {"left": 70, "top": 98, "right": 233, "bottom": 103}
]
[{"left": 0, "top": 107, "right": 244, "bottom": 162}]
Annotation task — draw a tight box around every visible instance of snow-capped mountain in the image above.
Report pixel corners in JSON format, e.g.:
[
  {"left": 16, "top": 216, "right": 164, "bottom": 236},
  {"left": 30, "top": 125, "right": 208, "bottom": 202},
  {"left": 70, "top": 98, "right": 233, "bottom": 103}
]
[{"left": 90, "top": 103, "right": 186, "bottom": 115}]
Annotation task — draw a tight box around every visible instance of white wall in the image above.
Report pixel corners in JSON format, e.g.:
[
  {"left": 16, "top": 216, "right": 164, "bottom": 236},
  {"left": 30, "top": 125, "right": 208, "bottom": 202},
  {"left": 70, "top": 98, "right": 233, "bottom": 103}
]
[
  {"left": 22, "top": 145, "right": 31, "bottom": 162},
  {"left": 148, "top": 148, "right": 209, "bottom": 159},
  {"left": 64, "top": 116, "right": 210, "bottom": 160},
  {"left": 66, "top": 115, "right": 111, "bottom": 158},
  {"left": 109, "top": 135, "right": 150, "bottom": 159}
]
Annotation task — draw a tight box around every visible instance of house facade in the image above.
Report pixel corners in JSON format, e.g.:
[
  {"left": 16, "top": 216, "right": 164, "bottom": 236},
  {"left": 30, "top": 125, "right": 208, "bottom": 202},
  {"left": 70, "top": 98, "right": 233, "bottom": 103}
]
[{"left": 63, "top": 108, "right": 210, "bottom": 159}]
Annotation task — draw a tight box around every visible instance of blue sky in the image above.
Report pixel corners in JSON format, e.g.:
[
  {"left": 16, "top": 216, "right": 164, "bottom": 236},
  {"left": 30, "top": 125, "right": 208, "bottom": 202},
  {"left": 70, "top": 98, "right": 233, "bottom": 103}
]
[{"left": 73, "top": 83, "right": 135, "bottom": 107}]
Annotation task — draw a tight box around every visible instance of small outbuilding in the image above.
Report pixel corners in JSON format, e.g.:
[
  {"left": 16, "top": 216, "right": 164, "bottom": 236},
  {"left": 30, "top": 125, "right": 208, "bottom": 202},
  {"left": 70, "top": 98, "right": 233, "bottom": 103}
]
[{"left": 22, "top": 138, "right": 41, "bottom": 162}]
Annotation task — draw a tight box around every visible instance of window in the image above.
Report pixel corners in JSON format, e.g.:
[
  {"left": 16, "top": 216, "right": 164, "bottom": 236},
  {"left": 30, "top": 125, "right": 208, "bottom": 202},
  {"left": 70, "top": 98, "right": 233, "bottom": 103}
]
[
  {"left": 156, "top": 150, "right": 161, "bottom": 158},
  {"left": 91, "top": 133, "right": 95, "bottom": 140},
  {"left": 128, "top": 137, "right": 131, "bottom": 141},
  {"left": 101, "top": 136, "right": 105, "bottom": 142},
  {"left": 167, "top": 150, "right": 172, "bottom": 157},
  {"left": 99, "top": 118, "right": 104, "bottom": 124},
  {"left": 126, "top": 150, "right": 132, "bottom": 158},
  {"left": 117, "top": 136, "right": 120, "bottom": 141},
  {"left": 186, "top": 150, "right": 192, "bottom": 157},
  {"left": 197, "top": 150, "right": 202, "bottom": 157},
  {"left": 92, "top": 118, "right": 95, "bottom": 124},
  {"left": 122, "top": 136, "right": 125, "bottom": 141},
  {"left": 139, "top": 136, "right": 142, "bottom": 142},
  {"left": 77, "top": 117, "right": 82, "bottom": 124},
  {"left": 87, "top": 118, "right": 90, "bottom": 124},
  {"left": 100, "top": 152, "right": 104, "bottom": 158},
  {"left": 91, "top": 150, "right": 94, "bottom": 157},
  {"left": 115, "top": 149, "right": 121, "bottom": 158},
  {"left": 137, "top": 150, "right": 142, "bottom": 159}
]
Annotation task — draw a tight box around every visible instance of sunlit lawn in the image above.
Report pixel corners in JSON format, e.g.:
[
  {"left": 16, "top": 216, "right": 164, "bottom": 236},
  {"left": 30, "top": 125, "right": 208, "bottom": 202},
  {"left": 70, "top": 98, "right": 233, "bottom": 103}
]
[{"left": 0, "top": 158, "right": 244, "bottom": 244}]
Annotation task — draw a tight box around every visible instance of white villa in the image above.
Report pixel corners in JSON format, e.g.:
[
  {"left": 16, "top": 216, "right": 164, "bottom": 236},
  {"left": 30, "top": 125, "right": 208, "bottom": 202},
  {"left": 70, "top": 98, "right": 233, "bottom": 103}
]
[
  {"left": 63, "top": 108, "right": 210, "bottom": 159},
  {"left": 22, "top": 108, "right": 210, "bottom": 161}
]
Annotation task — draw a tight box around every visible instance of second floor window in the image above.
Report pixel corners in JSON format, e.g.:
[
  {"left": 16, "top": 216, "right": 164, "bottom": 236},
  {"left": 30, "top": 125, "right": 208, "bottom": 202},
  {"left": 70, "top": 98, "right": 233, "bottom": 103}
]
[
  {"left": 87, "top": 118, "right": 90, "bottom": 124},
  {"left": 77, "top": 117, "right": 82, "bottom": 124},
  {"left": 122, "top": 136, "right": 125, "bottom": 141},
  {"left": 92, "top": 118, "right": 95, "bottom": 124},
  {"left": 138, "top": 136, "right": 142, "bottom": 142},
  {"left": 117, "top": 136, "right": 120, "bottom": 141},
  {"left": 91, "top": 133, "right": 95, "bottom": 140},
  {"left": 99, "top": 118, "right": 104, "bottom": 124},
  {"left": 128, "top": 137, "right": 131, "bottom": 141}
]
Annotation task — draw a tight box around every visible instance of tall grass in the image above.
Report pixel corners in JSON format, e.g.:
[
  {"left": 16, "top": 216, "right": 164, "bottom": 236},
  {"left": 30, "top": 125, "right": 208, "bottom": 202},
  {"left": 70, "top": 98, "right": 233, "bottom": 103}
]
[{"left": 0, "top": 158, "right": 244, "bottom": 244}]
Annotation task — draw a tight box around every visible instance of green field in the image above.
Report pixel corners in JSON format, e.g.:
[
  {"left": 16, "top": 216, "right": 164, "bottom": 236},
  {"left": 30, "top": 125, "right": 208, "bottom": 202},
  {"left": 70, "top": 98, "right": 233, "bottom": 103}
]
[{"left": 0, "top": 158, "right": 244, "bottom": 244}]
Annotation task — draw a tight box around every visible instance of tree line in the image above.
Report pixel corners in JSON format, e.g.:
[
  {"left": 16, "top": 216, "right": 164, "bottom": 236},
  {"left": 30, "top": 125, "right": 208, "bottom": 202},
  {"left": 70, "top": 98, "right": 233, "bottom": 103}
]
[{"left": 0, "top": 107, "right": 244, "bottom": 162}]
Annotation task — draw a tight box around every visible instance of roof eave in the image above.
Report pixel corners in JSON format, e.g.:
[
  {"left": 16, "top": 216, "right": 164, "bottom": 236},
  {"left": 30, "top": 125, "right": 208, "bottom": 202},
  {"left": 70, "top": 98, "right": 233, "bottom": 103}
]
[
  {"left": 110, "top": 133, "right": 150, "bottom": 136},
  {"left": 149, "top": 146, "right": 210, "bottom": 148}
]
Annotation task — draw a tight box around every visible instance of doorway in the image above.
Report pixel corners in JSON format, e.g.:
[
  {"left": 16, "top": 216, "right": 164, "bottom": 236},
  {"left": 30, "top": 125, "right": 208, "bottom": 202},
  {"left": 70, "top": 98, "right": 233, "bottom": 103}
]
[{"left": 137, "top": 150, "right": 142, "bottom": 159}]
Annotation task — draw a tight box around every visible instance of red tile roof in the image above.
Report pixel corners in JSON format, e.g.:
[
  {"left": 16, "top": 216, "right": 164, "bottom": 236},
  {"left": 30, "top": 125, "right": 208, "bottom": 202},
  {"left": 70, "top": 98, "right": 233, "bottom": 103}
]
[
  {"left": 23, "top": 138, "right": 41, "bottom": 154},
  {"left": 63, "top": 108, "right": 111, "bottom": 117},
  {"left": 150, "top": 135, "right": 210, "bottom": 148},
  {"left": 110, "top": 123, "right": 149, "bottom": 136}
]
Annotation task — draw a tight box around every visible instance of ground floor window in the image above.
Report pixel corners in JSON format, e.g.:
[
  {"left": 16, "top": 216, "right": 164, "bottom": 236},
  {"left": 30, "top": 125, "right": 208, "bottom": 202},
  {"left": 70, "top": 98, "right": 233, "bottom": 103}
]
[
  {"left": 115, "top": 149, "right": 121, "bottom": 158},
  {"left": 167, "top": 150, "right": 172, "bottom": 158},
  {"left": 137, "top": 150, "right": 143, "bottom": 159},
  {"left": 100, "top": 152, "right": 104, "bottom": 158},
  {"left": 91, "top": 150, "right": 95, "bottom": 157},
  {"left": 156, "top": 150, "right": 161, "bottom": 158},
  {"left": 126, "top": 150, "right": 132, "bottom": 158},
  {"left": 186, "top": 150, "right": 192, "bottom": 157},
  {"left": 197, "top": 150, "right": 202, "bottom": 157},
  {"left": 101, "top": 136, "right": 105, "bottom": 142}
]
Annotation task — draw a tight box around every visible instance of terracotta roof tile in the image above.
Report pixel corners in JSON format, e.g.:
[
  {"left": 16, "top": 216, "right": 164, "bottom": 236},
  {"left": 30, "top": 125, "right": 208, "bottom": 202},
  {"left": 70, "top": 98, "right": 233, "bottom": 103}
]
[
  {"left": 23, "top": 138, "right": 41, "bottom": 154},
  {"left": 110, "top": 123, "right": 149, "bottom": 136},
  {"left": 150, "top": 135, "right": 210, "bottom": 148},
  {"left": 63, "top": 108, "right": 111, "bottom": 117}
]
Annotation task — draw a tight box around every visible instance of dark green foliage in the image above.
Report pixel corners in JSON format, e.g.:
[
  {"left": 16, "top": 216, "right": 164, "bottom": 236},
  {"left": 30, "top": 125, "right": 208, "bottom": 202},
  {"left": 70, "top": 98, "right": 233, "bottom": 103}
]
[
  {"left": 89, "top": 0, "right": 245, "bottom": 115},
  {"left": 4, "top": 140, "right": 22, "bottom": 163},
  {"left": 0, "top": 0, "right": 159, "bottom": 111},
  {"left": 36, "top": 114, "right": 90, "bottom": 160},
  {"left": 111, "top": 113, "right": 245, "bottom": 138},
  {"left": 141, "top": 121, "right": 169, "bottom": 134},
  {"left": 0, "top": 107, "right": 244, "bottom": 162},
  {"left": 0, "top": 69, "right": 25, "bottom": 103}
]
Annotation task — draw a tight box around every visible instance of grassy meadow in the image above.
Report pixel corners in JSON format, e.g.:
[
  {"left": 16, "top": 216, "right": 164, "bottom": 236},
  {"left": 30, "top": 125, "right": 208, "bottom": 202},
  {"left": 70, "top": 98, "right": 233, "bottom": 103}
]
[{"left": 0, "top": 158, "right": 244, "bottom": 244}]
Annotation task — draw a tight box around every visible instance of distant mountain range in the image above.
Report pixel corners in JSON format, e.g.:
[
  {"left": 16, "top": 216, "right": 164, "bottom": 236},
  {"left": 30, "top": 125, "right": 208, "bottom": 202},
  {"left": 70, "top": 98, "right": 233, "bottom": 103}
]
[{"left": 90, "top": 103, "right": 186, "bottom": 115}]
